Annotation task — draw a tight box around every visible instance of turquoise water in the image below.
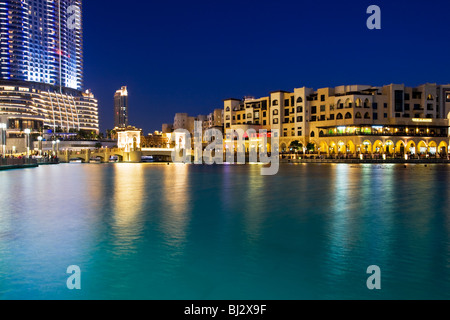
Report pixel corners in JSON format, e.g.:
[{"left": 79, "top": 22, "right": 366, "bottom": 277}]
[{"left": 0, "top": 163, "right": 449, "bottom": 300}]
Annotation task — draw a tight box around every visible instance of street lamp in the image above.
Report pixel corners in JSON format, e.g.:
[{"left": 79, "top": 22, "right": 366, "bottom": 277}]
[
  {"left": 38, "top": 136, "right": 43, "bottom": 156},
  {"left": 56, "top": 139, "right": 60, "bottom": 155},
  {"left": 24, "top": 129, "right": 31, "bottom": 158},
  {"left": 0, "top": 123, "right": 6, "bottom": 156}
]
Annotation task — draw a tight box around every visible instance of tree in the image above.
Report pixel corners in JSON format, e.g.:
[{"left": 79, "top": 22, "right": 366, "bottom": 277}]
[
  {"left": 306, "top": 143, "right": 315, "bottom": 153},
  {"left": 289, "top": 140, "right": 303, "bottom": 152}
]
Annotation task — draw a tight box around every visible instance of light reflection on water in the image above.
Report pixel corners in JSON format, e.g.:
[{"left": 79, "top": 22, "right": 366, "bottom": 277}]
[{"left": 0, "top": 163, "right": 449, "bottom": 300}]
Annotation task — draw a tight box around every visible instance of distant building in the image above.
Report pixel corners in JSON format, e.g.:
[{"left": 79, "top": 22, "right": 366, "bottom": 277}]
[
  {"left": 162, "top": 123, "right": 174, "bottom": 133},
  {"left": 207, "top": 109, "right": 224, "bottom": 129},
  {"left": 171, "top": 111, "right": 224, "bottom": 134},
  {"left": 114, "top": 86, "right": 129, "bottom": 128},
  {"left": 116, "top": 126, "right": 142, "bottom": 152},
  {"left": 142, "top": 131, "right": 171, "bottom": 148},
  {"left": 224, "top": 83, "right": 450, "bottom": 156},
  {"left": 173, "top": 113, "right": 191, "bottom": 131}
]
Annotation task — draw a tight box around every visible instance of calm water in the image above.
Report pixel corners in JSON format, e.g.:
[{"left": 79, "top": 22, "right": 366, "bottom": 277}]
[{"left": 0, "top": 163, "right": 449, "bottom": 300}]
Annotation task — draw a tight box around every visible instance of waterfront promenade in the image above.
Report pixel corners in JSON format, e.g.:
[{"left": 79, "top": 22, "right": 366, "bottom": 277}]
[
  {"left": 280, "top": 153, "right": 450, "bottom": 164},
  {"left": 0, "top": 158, "right": 58, "bottom": 171},
  {"left": 282, "top": 158, "right": 450, "bottom": 164}
]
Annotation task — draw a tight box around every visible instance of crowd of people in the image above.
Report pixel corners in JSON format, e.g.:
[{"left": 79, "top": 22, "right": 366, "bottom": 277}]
[{"left": 0, "top": 152, "right": 59, "bottom": 163}]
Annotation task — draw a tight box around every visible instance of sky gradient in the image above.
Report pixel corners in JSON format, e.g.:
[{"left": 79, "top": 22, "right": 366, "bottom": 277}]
[{"left": 82, "top": 0, "right": 450, "bottom": 134}]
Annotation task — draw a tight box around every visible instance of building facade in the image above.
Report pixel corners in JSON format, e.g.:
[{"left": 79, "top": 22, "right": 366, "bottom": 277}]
[
  {"left": 224, "top": 84, "right": 450, "bottom": 157},
  {"left": 114, "top": 86, "right": 128, "bottom": 128},
  {"left": 0, "top": 0, "right": 99, "bottom": 154},
  {"left": 170, "top": 110, "right": 224, "bottom": 135},
  {"left": 0, "top": 0, "right": 83, "bottom": 90},
  {"left": 0, "top": 79, "right": 98, "bottom": 133},
  {"left": 142, "top": 131, "right": 171, "bottom": 149}
]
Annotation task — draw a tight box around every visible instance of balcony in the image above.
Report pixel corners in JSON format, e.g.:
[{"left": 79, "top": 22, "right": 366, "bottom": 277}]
[{"left": 319, "top": 131, "right": 448, "bottom": 138}]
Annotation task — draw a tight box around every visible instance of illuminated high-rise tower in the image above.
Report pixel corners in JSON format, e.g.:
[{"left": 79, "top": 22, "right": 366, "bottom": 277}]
[
  {"left": 0, "top": 0, "right": 83, "bottom": 90},
  {"left": 114, "top": 86, "right": 129, "bottom": 128},
  {"left": 0, "top": 0, "right": 99, "bottom": 140}
]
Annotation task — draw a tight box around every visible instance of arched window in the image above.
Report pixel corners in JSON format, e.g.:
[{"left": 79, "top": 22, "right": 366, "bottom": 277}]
[
  {"left": 345, "top": 112, "right": 352, "bottom": 119},
  {"left": 226, "top": 107, "right": 230, "bottom": 112},
  {"left": 311, "top": 131, "right": 315, "bottom": 138},
  {"left": 336, "top": 113, "right": 343, "bottom": 120},
  {"left": 296, "top": 97, "right": 303, "bottom": 103},
  {"left": 355, "top": 112, "right": 362, "bottom": 119},
  {"left": 337, "top": 100, "right": 343, "bottom": 109},
  {"left": 319, "top": 130, "right": 324, "bottom": 137},
  {"left": 273, "top": 100, "right": 279, "bottom": 106},
  {"left": 226, "top": 115, "right": 230, "bottom": 120},
  {"left": 345, "top": 98, "right": 352, "bottom": 108},
  {"left": 355, "top": 99, "right": 362, "bottom": 108},
  {"left": 364, "top": 112, "right": 371, "bottom": 119},
  {"left": 427, "top": 94, "right": 434, "bottom": 101},
  {"left": 273, "top": 109, "right": 279, "bottom": 116},
  {"left": 364, "top": 99, "right": 370, "bottom": 108}
]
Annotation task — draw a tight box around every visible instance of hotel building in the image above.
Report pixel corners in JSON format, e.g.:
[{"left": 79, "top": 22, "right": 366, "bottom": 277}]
[
  {"left": 114, "top": 86, "right": 129, "bottom": 128},
  {"left": 224, "top": 84, "right": 450, "bottom": 156},
  {"left": 0, "top": 0, "right": 99, "bottom": 154},
  {"left": 0, "top": 0, "right": 83, "bottom": 89}
]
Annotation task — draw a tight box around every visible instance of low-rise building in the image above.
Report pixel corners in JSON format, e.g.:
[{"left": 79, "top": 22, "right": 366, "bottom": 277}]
[
  {"left": 224, "top": 83, "right": 450, "bottom": 157},
  {"left": 142, "top": 131, "right": 171, "bottom": 148}
]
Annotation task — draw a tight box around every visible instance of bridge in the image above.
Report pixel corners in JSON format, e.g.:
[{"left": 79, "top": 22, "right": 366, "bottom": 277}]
[{"left": 59, "top": 148, "right": 175, "bottom": 163}]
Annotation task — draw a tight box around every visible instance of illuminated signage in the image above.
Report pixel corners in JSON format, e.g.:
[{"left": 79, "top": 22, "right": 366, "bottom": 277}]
[{"left": 412, "top": 118, "right": 432, "bottom": 123}]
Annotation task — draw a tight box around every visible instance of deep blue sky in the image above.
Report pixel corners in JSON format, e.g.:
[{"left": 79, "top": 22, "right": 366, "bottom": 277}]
[{"left": 83, "top": 0, "right": 450, "bottom": 134}]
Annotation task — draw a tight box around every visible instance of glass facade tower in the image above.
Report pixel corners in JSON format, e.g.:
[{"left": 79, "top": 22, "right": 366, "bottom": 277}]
[
  {"left": 114, "top": 86, "right": 128, "bottom": 128},
  {"left": 0, "top": 0, "right": 83, "bottom": 91},
  {"left": 0, "top": 0, "right": 98, "bottom": 141}
]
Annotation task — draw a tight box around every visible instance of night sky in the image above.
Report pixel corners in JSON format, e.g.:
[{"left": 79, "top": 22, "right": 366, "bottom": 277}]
[{"left": 83, "top": 0, "right": 450, "bottom": 134}]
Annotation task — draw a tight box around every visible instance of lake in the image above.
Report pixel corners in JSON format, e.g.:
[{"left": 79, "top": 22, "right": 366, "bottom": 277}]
[{"left": 0, "top": 163, "right": 449, "bottom": 300}]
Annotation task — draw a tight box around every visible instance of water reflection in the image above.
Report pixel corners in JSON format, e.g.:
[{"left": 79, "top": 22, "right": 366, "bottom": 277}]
[
  {"left": 112, "top": 164, "right": 145, "bottom": 254},
  {"left": 242, "top": 166, "right": 265, "bottom": 245},
  {"left": 161, "top": 164, "right": 190, "bottom": 251},
  {"left": 329, "top": 165, "right": 358, "bottom": 253},
  {"left": 324, "top": 164, "right": 381, "bottom": 293}
]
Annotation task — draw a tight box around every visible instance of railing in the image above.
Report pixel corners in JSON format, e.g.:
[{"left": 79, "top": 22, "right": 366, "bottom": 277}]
[
  {"left": 36, "top": 157, "right": 59, "bottom": 165},
  {"left": 0, "top": 158, "right": 38, "bottom": 166},
  {"left": 319, "top": 132, "right": 448, "bottom": 138}
]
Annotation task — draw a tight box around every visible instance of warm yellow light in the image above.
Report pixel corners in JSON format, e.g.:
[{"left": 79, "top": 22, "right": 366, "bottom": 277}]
[{"left": 412, "top": 118, "right": 432, "bottom": 123}]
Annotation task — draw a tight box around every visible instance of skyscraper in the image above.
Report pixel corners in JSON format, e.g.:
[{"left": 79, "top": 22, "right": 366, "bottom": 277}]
[
  {"left": 0, "top": 0, "right": 83, "bottom": 90},
  {"left": 114, "top": 86, "right": 128, "bottom": 128},
  {"left": 0, "top": 0, "right": 99, "bottom": 149}
]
